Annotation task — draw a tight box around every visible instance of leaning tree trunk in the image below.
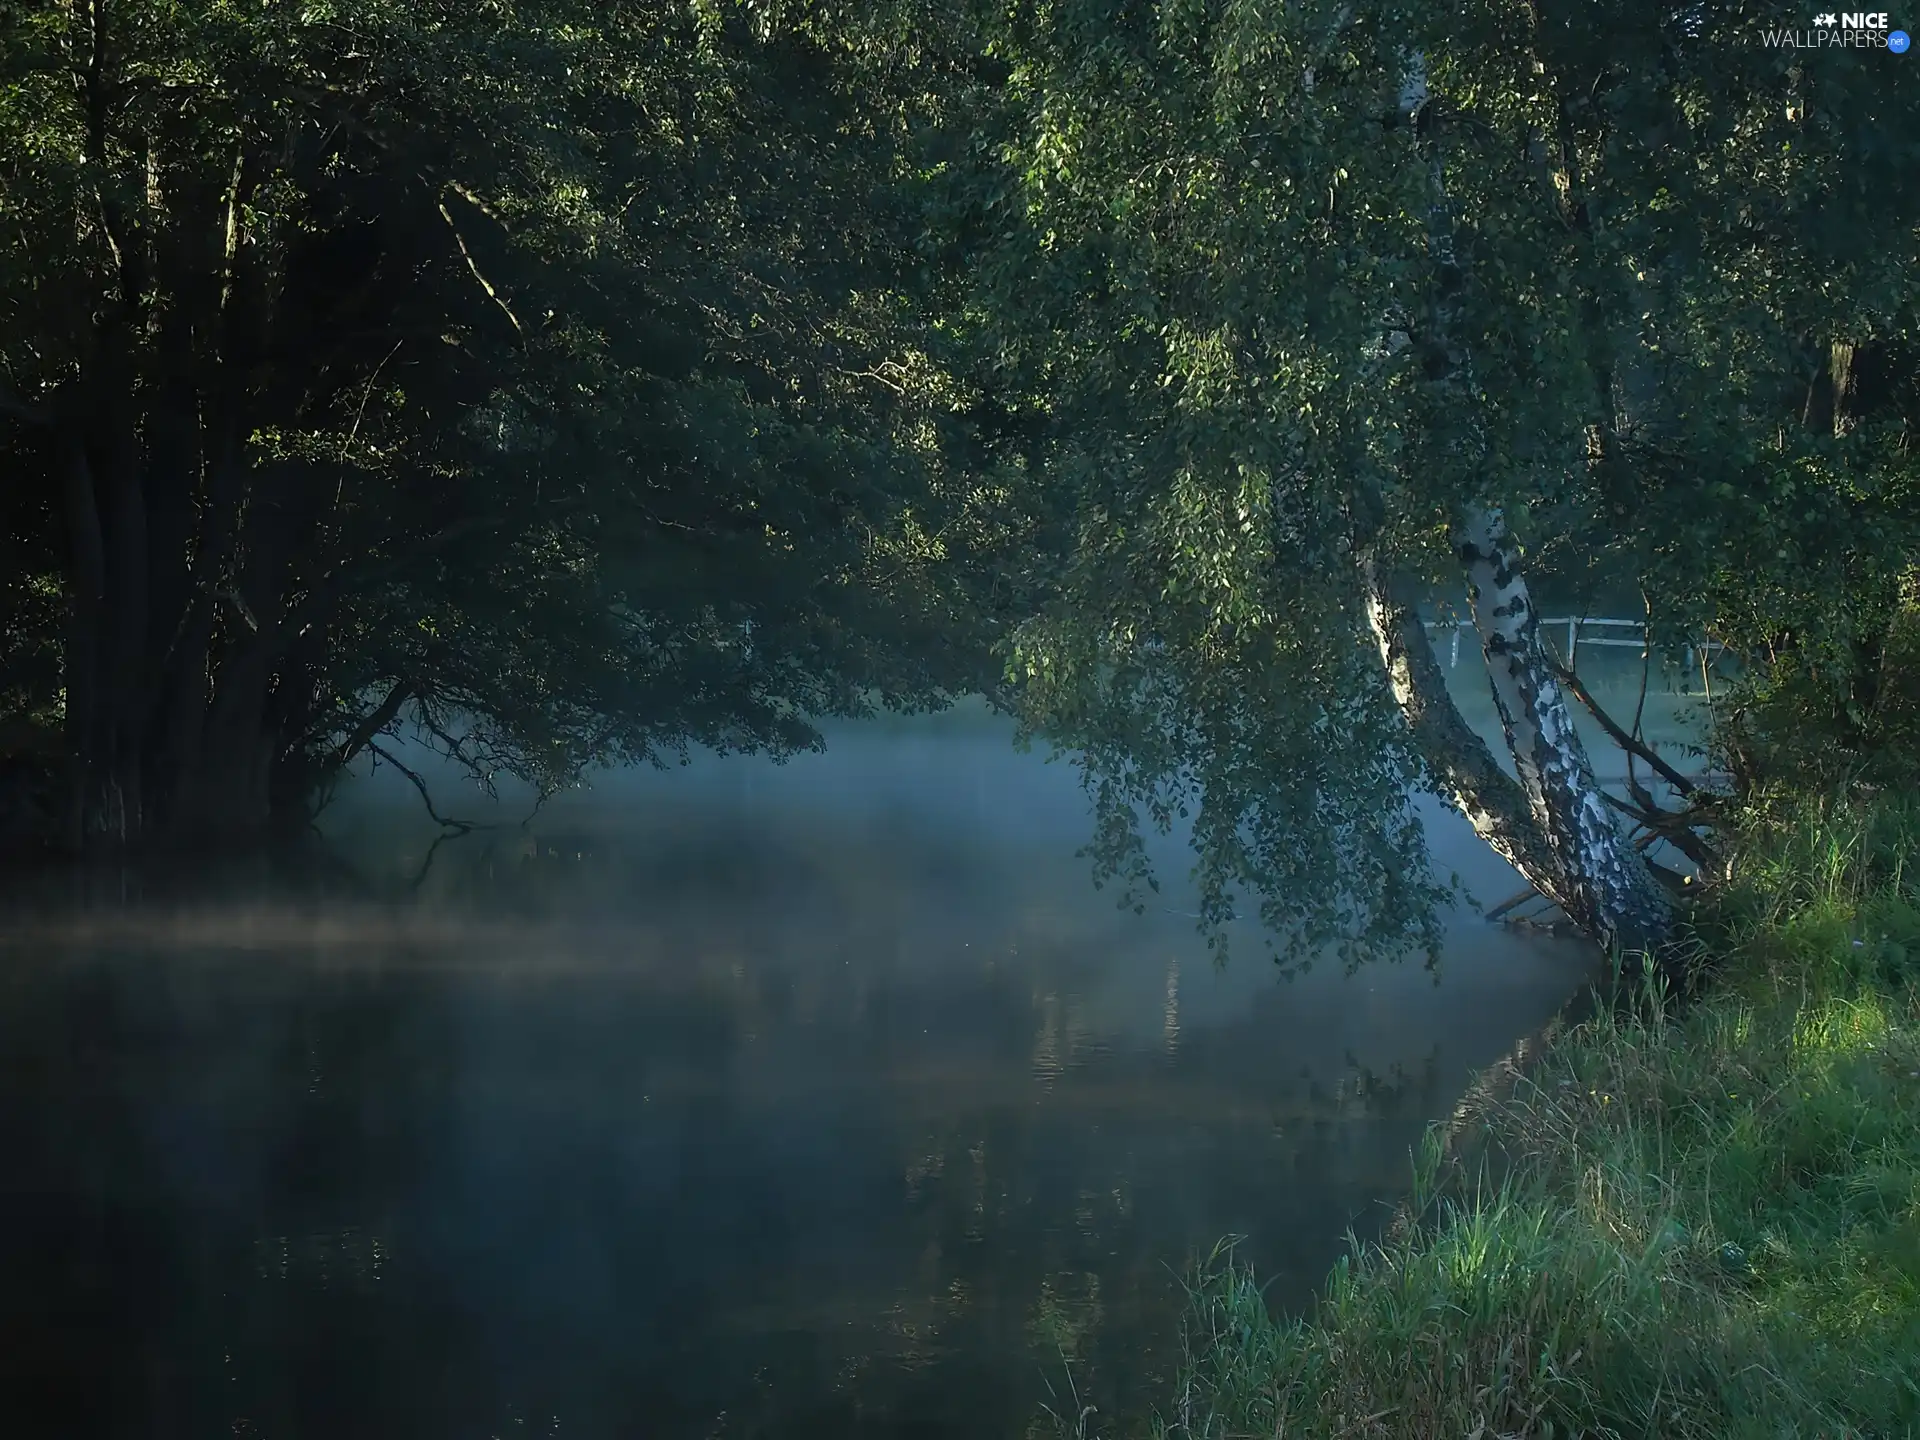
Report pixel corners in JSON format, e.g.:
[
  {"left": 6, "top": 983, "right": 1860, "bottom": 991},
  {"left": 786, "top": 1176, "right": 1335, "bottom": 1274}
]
[
  {"left": 1362, "top": 553, "right": 1562, "bottom": 891},
  {"left": 1361, "top": 548, "right": 1671, "bottom": 963},
  {"left": 1451, "top": 506, "right": 1672, "bottom": 957},
  {"left": 1370, "top": 50, "right": 1674, "bottom": 966}
]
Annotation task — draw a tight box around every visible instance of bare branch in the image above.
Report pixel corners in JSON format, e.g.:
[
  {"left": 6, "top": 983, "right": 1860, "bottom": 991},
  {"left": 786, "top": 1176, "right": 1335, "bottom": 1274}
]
[
  {"left": 524, "top": 787, "right": 558, "bottom": 825},
  {"left": 1626, "top": 591, "right": 1655, "bottom": 802},
  {"left": 341, "top": 339, "right": 403, "bottom": 459},
  {"left": 367, "top": 740, "right": 494, "bottom": 834},
  {"left": 1597, "top": 788, "right": 1718, "bottom": 869},
  {"left": 441, "top": 176, "right": 510, "bottom": 229},
  {"left": 1548, "top": 654, "right": 1697, "bottom": 798},
  {"left": 413, "top": 706, "right": 503, "bottom": 800},
  {"left": 438, "top": 195, "right": 523, "bottom": 337}
]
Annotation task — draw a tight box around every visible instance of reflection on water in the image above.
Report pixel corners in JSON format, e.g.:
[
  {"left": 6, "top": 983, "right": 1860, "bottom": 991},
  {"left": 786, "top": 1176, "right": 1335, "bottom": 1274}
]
[{"left": 0, "top": 710, "right": 1600, "bottom": 1439}]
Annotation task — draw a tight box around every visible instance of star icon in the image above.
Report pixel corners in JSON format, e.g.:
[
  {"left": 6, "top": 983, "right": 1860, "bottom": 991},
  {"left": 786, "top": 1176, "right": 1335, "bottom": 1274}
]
[{"left": 1815, "top": 11, "right": 1837, "bottom": 23}]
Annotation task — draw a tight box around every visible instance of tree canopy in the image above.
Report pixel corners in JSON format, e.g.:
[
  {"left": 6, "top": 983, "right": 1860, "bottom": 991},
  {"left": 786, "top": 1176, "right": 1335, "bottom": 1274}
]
[
  {"left": 0, "top": 0, "right": 1023, "bottom": 845},
  {"left": 943, "top": 0, "right": 1920, "bottom": 966},
  {"left": 3, "top": 0, "right": 1917, "bottom": 969}
]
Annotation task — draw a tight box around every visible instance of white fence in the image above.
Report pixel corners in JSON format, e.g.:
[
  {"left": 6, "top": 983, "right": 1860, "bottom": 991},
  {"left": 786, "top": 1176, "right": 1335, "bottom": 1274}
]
[{"left": 1424, "top": 616, "right": 1726, "bottom": 670}]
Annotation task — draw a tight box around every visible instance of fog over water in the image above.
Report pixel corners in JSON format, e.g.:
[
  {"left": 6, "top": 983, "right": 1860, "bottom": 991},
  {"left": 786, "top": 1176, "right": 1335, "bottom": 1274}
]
[{"left": 0, "top": 665, "right": 1700, "bottom": 1438}]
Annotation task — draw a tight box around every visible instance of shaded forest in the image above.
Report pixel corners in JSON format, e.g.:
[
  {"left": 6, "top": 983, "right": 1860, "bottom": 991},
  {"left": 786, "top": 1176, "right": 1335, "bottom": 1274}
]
[{"left": 3, "top": 0, "right": 1918, "bottom": 968}]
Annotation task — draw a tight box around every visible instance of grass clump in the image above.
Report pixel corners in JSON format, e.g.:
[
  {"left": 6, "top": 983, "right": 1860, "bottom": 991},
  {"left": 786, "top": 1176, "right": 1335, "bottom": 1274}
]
[{"left": 1164, "top": 792, "right": 1920, "bottom": 1440}]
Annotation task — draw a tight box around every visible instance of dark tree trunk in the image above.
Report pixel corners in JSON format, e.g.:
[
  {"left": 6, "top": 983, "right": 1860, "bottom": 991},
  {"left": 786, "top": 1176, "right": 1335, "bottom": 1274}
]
[
  {"left": 49, "top": 376, "right": 320, "bottom": 849},
  {"left": 154, "top": 433, "right": 246, "bottom": 834},
  {"left": 97, "top": 398, "right": 151, "bottom": 841},
  {"left": 28, "top": 19, "right": 365, "bottom": 855},
  {"left": 57, "top": 425, "right": 108, "bottom": 852}
]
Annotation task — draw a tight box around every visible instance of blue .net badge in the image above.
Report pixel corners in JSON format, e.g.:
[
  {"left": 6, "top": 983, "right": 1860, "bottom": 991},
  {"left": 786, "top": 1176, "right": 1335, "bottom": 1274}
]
[{"left": 1892, "top": 27, "right": 1912, "bottom": 49}]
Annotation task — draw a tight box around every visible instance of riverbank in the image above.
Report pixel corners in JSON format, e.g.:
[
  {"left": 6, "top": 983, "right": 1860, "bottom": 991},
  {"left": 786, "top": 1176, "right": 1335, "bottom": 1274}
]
[{"left": 1154, "top": 793, "right": 1920, "bottom": 1440}]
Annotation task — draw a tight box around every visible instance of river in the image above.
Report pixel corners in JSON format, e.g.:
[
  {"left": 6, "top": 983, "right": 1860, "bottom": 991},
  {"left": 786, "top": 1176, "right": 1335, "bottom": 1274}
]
[{"left": 0, "top": 692, "right": 1659, "bottom": 1439}]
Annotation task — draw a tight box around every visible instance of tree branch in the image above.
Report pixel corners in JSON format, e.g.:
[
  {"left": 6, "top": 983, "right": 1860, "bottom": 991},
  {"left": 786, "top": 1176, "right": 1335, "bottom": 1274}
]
[
  {"left": 438, "top": 195, "right": 523, "bottom": 337},
  {"left": 1548, "top": 654, "right": 1697, "bottom": 797},
  {"left": 413, "top": 703, "right": 505, "bottom": 799},
  {"left": 331, "top": 679, "right": 411, "bottom": 768},
  {"left": 366, "top": 740, "right": 493, "bottom": 834},
  {"left": 1597, "top": 788, "right": 1718, "bottom": 869}
]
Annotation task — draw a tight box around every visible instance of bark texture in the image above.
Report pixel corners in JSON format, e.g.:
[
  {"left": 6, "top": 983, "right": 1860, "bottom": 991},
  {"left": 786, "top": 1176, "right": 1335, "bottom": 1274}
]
[
  {"left": 1362, "top": 555, "right": 1562, "bottom": 895},
  {"left": 1375, "top": 48, "right": 1676, "bottom": 965},
  {"left": 1452, "top": 505, "right": 1673, "bottom": 959},
  {"left": 1364, "top": 541, "right": 1674, "bottom": 961}
]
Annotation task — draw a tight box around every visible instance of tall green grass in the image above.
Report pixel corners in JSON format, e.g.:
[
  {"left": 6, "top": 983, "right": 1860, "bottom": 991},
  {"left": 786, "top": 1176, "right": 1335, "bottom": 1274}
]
[{"left": 1159, "top": 791, "right": 1920, "bottom": 1439}]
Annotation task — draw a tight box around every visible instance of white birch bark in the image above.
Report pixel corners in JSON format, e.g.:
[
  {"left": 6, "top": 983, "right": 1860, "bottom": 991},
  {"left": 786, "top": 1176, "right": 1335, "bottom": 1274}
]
[
  {"left": 1361, "top": 556, "right": 1565, "bottom": 899},
  {"left": 1452, "top": 506, "right": 1672, "bottom": 955},
  {"left": 1377, "top": 50, "right": 1673, "bottom": 961}
]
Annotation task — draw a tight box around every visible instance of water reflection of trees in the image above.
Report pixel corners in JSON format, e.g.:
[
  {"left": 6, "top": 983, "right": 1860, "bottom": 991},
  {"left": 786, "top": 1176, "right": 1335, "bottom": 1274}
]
[
  {"left": 0, "top": 821, "right": 1575, "bottom": 1438},
  {"left": 0, "top": 928, "right": 472, "bottom": 1434}
]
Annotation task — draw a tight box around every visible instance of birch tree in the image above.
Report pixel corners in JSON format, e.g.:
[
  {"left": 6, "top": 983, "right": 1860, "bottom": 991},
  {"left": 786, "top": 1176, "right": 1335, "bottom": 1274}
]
[{"left": 955, "top": 0, "right": 1920, "bottom": 969}]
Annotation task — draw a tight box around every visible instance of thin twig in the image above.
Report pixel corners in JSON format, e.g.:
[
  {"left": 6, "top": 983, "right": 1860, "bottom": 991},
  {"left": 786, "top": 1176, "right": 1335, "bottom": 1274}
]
[
  {"left": 412, "top": 705, "right": 509, "bottom": 801},
  {"left": 518, "top": 786, "right": 554, "bottom": 828},
  {"left": 1598, "top": 789, "right": 1717, "bottom": 868},
  {"left": 438, "top": 194, "right": 523, "bottom": 337},
  {"left": 367, "top": 741, "right": 494, "bottom": 834},
  {"left": 341, "top": 339, "right": 403, "bottom": 460},
  {"left": 1627, "top": 590, "right": 1656, "bottom": 801}
]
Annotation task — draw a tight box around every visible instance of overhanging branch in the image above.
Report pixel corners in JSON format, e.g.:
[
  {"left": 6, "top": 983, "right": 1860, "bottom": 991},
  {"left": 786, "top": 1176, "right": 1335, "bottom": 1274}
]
[
  {"left": 413, "top": 703, "right": 505, "bottom": 800},
  {"left": 331, "top": 680, "right": 412, "bottom": 769},
  {"left": 1549, "top": 655, "right": 1697, "bottom": 798},
  {"left": 367, "top": 740, "right": 495, "bottom": 835}
]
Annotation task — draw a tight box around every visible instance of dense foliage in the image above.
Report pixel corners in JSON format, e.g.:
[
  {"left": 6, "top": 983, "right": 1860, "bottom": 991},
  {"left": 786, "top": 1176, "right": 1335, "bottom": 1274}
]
[
  {"left": 2, "top": 0, "right": 1916, "bottom": 964},
  {"left": 0, "top": 0, "right": 1023, "bottom": 845},
  {"left": 947, "top": 0, "right": 1920, "bottom": 962}
]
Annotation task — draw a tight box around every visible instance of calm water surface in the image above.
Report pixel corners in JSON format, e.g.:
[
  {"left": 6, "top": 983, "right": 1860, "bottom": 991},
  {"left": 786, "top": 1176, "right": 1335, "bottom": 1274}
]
[{"left": 0, "top": 709, "right": 1601, "bottom": 1439}]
